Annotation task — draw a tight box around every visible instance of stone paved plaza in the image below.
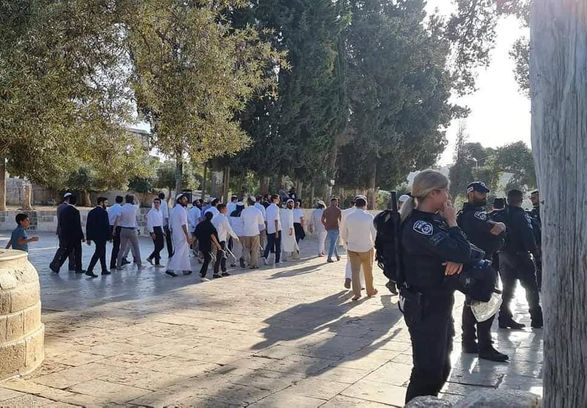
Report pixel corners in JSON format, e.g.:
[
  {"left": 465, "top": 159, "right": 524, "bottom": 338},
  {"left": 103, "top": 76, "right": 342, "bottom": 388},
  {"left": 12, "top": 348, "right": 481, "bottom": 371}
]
[{"left": 0, "top": 231, "right": 543, "bottom": 407}]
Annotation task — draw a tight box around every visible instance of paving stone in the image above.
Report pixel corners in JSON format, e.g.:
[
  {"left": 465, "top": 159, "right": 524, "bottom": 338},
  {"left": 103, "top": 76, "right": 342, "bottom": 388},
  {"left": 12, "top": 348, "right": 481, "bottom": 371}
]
[
  {"left": 67, "top": 379, "right": 150, "bottom": 404},
  {"left": 32, "top": 362, "right": 115, "bottom": 389},
  {"left": 249, "top": 391, "right": 326, "bottom": 408},
  {"left": 341, "top": 379, "right": 406, "bottom": 406},
  {"left": 284, "top": 378, "right": 350, "bottom": 400},
  {"left": 363, "top": 362, "right": 412, "bottom": 387},
  {"left": 321, "top": 395, "right": 396, "bottom": 407}
]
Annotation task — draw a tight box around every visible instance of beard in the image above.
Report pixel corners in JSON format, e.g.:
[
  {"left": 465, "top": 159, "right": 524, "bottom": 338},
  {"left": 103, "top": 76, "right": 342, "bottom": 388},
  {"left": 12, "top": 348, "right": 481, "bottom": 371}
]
[{"left": 473, "top": 198, "right": 487, "bottom": 207}]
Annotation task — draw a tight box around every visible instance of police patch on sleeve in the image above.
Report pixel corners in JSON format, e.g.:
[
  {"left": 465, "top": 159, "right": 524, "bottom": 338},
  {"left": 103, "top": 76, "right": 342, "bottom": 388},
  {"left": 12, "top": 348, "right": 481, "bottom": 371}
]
[
  {"left": 413, "top": 220, "right": 434, "bottom": 236},
  {"left": 474, "top": 211, "right": 488, "bottom": 221}
]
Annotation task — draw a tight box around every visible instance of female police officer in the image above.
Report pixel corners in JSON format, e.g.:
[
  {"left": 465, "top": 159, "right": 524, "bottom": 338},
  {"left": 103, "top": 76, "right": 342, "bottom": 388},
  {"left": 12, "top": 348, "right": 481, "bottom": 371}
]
[{"left": 399, "top": 170, "right": 476, "bottom": 403}]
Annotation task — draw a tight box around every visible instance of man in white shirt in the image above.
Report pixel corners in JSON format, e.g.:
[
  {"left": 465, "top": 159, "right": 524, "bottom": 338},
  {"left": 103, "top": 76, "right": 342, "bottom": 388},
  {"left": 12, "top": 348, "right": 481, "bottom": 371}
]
[
  {"left": 262, "top": 194, "right": 282, "bottom": 264},
  {"left": 108, "top": 195, "right": 129, "bottom": 270},
  {"left": 212, "top": 204, "right": 238, "bottom": 278},
  {"left": 158, "top": 192, "right": 173, "bottom": 259},
  {"left": 309, "top": 200, "right": 327, "bottom": 257},
  {"left": 229, "top": 202, "right": 246, "bottom": 268},
  {"left": 205, "top": 198, "right": 220, "bottom": 217},
  {"left": 114, "top": 194, "right": 142, "bottom": 270},
  {"left": 340, "top": 198, "right": 364, "bottom": 289},
  {"left": 254, "top": 195, "right": 267, "bottom": 254},
  {"left": 166, "top": 194, "right": 192, "bottom": 277},
  {"left": 241, "top": 197, "right": 265, "bottom": 269},
  {"left": 146, "top": 197, "right": 165, "bottom": 267},
  {"left": 227, "top": 196, "right": 238, "bottom": 215},
  {"left": 341, "top": 196, "right": 378, "bottom": 301}
]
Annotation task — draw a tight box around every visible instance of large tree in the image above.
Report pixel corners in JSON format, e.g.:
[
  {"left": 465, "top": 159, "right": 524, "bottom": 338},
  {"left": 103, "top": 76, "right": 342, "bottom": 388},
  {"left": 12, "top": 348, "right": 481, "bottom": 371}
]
[
  {"left": 531, "top": 0, "right": 587, "bottom": 405},
  {"left": 337, "top": 0, "right": 456, "bottom": 207},
  {"left": 125, "top": 0, "right": 281, "bottom": 195}
]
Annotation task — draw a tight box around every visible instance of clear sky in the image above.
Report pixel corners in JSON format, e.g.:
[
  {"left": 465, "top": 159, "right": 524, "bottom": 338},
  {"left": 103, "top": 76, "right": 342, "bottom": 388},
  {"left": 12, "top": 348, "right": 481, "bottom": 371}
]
[{"left": 426, "top": 3, "right": 531, "bottom": 165}]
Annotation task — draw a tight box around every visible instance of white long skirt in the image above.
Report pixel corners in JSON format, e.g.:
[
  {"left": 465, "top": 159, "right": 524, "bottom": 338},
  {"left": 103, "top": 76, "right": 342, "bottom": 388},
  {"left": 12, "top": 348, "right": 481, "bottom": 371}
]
[
  {"left": 167, "top": 231, "right": 191, "bottom": 272},
  {"left": 282, "top": 230, "right": 299, "bottom": 253}
]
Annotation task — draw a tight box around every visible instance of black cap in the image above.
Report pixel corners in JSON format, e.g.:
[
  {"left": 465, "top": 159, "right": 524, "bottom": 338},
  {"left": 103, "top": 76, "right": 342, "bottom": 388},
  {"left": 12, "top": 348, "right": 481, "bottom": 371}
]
[{"left": 467, "top": 181, "right": 490, "bottom": 194}]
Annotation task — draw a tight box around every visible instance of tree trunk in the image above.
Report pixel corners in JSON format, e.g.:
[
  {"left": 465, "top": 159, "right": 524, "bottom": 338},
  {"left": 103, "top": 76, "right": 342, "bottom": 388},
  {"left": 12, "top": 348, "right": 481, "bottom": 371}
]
[
  {"left": 175, "top": 153, "right": 183, "bottom": 198},
  {"left": 260, "top": 176, "right": 269, "bottom": 195},
  {"left": 531, "top": 1, "right": 587, "bottom": 405},
  {"left": 310, "top": 184, "right": 315, "bottom": 207},
  {"left": 82, "top": 190, "right": 91, "bottom": 207},
  {"left": 0, "top": 158, "right": 6, "bottom": 211},
  {"left": 223, "top": 166, "right": 231, "bottom": 203},
  {"left": 367, "top": 161, "right": 377, "bottom": 210},
  {"left": 201, "top": 163, "right": 208, "bottom": 200}
]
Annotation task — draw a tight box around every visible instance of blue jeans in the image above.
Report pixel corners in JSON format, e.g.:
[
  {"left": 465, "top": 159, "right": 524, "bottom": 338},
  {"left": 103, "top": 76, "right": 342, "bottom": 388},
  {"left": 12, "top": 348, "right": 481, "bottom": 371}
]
[{"left": 326, "top": 229, "right": 339, "bottom": 260}]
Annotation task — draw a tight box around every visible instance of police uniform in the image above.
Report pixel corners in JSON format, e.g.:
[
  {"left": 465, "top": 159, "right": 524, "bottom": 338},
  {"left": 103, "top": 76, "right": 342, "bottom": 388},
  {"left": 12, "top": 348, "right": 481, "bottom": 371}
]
[
  {"left": 458, "top": 199, "right": 507, "bottom": 362},
  {"left": 493, "top": 205, "right": 543, "bottom": 328},
  {"left": 401, "top": 209, "right": 473, "bottom": 402}
]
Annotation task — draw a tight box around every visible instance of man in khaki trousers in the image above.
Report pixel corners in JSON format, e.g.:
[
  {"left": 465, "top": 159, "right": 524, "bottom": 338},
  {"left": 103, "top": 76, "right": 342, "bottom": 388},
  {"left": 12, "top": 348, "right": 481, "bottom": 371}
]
[
  {"left": 341, "top": 196, "right": 378, "bottom": 301},
  {"left": 241, "top": 197, "right": 265, "bottom": 268}
]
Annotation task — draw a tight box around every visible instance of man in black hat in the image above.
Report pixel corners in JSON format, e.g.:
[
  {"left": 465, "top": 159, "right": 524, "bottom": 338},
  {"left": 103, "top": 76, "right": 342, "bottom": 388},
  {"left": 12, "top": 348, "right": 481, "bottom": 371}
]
[
  {"left": 457, "top": 182, "right": 508, "bottom": 362},
  {"left": 494, "top": 189, "right": 543, "bottom": 329}
]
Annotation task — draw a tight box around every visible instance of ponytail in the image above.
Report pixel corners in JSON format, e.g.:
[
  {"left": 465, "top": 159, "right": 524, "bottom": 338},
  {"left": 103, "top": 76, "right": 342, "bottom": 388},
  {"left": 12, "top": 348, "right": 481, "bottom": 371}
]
[{"left": 400, "top": 170, "right": 449, "bottom": 222}]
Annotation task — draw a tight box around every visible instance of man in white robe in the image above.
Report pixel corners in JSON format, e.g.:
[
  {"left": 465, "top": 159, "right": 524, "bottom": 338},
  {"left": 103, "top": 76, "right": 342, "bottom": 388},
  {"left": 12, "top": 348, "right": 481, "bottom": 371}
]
[
  {"left": 165, "top": 194, "right": 192, "bottom": 277},
  {"left": 280, "top": 199, "right": 298, "bottom": 261}
]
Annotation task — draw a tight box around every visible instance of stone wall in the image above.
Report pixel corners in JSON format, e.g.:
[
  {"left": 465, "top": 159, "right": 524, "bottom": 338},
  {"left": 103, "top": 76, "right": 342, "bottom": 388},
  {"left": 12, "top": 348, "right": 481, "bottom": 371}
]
[{"left": 0, "top": 250, "right": 44, "bottom": 379}]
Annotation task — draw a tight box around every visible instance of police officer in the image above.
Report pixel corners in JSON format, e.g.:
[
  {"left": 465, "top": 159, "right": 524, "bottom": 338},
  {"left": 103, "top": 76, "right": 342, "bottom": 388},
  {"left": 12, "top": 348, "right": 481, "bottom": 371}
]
[
  {"left": 457, "top": 182, "right": 508, "bottom": 362},
  {"left": 399, "top": 170, "right": 476, "bottom": 403},
  {"left": 528, "top": 190, "right": 542, "bottom": 290},
  {"left": 492, "top": 189, "right": 543, "bottom": 329}
]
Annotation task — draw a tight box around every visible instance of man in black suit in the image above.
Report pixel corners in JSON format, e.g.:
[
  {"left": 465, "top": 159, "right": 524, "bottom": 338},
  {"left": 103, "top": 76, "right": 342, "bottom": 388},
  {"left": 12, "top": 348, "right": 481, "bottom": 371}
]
[
  {"left": 50, "top": 195, "right": 85, "bottom": 273},
  {"left": 55, "top": 192, "right": 77, "bottom": 271},
  {"left": 85, "top": 197, "right": 111, "bottom": 278}
]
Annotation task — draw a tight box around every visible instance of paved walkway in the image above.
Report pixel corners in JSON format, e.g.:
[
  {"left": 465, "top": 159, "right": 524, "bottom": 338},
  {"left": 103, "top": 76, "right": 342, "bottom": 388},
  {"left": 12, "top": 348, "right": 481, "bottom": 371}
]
[{"left": 0, "top": 232, "right": 543, "bottom": 407}]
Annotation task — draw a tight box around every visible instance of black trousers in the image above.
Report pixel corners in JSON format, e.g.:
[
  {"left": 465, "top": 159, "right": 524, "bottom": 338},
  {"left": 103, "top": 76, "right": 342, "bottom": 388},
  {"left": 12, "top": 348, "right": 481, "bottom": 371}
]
[
  {"left": 294, "top": 223, "right": 305, "bottom": 243},
  {"left": 200, "top": 250, "right": 212, "bottom": 277},
  {"left": 263, "top": 232, "right": 281, "bottom": 262},
  {"left": 51, "top": 238, "right": 83, "bottom": 272},
  {"left": 164, "top": 225, "right": 173, "bottom": 258},
  {"left": 214, "top": 241, "right": 227, "bottom": 274},
  {"left": 148, "top": 226, "right": 164, "bottom": 264},
  {"left": 88, "top": 240, "right": 108, "bottom": 273},
  {"left": 499, "top": 252, "right": 541, "bottom": 318},
  {"left": 403, "top": 291, "right": 454, "bottom": 403},
  {"left": 110, "top": 226, "right": 120, "bottom": 269},
  {"left": 462, "top": 303, "right": 495, "bottom": 351}
]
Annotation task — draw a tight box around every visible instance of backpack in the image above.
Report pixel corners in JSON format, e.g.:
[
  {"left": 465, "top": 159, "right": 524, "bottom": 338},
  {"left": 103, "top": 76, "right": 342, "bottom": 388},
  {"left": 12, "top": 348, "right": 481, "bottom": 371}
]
[{"left": 374, "top": 192, "right": 404, "bottom": 293}]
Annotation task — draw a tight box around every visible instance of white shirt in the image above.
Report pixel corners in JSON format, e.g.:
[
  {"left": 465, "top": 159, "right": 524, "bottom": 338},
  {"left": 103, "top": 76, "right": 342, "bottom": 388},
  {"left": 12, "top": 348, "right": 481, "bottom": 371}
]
[
  {"left": 293, "top": 208, "right": 304, "bottom": 224},
  {"left": 230, "top": 215, "right": 245, "bottom": 237},
  {"left": 281, "top": 208, "right": 294, "bottom": 231},
  {"left": 254, "top": 203, "right": 267, "bottom": 221},
  {"left": 160, "top": 200, "right": 170, "bottom": 226},
  {"left": 227, "top": 202, "right": 237, "bottom": 215},
  {"left": 339, "top": 207, "right": 357, "bottom": 245},
  {"left": 170, "top": 204, "right": 188, "bottom": 233},
  {"left": 212, "top": 213, "right": 238, "bottom": 242},
  {"left": 341, "top": 209, "right": 377, "bottom": 253},
  {"left": 241, "top": 206, "right": 264, "bottom": 237},
  {"left": 188, "top": 206, "right": 202, "bottom": 233},
  {"left": 108, "top": 203, "right": 122, "bottom": 226},
  {"left": 205, "top": 206, "right": 220, "bottom": 217},
  {"left": 311, "top": 208, "right": 326, "bottom": 234},
  {"left": 117, "top": 203, "right": 138, "bottom": 228},
  {"left": 146, "top": 208, "right": 163, "bottom": 233},
  {"left": 266, "top": 203, "right": 282, "bottom": 234}
]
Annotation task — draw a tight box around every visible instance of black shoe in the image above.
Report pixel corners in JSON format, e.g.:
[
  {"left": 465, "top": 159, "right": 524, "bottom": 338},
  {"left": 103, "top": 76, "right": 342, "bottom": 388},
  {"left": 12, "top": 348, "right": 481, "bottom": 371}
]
[
  {"left": 183, "top": 270, "right": 192, "bottom": 276},
  {"left": 212, "top": 274, "right": 221, "bottom": 279},
  {"left": 222, "top": 272, "right": 230, "bottom": 277},
  {"left": 50, "top": 264, "right": 59, "bottom": 274},
  {"left": 121, "top": 259, "right": 131, "bottom": 266},
  {"left": 327, "top": 259, "right": 334, "bottom": 263},
  {"left": 75, "top": 269, "right": 86, "bottom": 274},
  {"left": 239, "top": 258, "right": 246, "bottom": 269},
  {"left": 462, "top": 341, "right": 479, "bottom": 354},
  {"left": 385, "top": 280, "right": 398, "bottom": 295},
  {"left": 200, "top": 272, "right": 207, "bottom": 278},
  {"left": 336, "top": 255, "right": 341, "bottom": 261},
  {"left": 101, "top": 270, "right": 111, "bottom": 275},
  {"left": 85, "top": 271, "right": 99, "bottom": 278},
  {"left": 165, "top": 270, "right": 178, "bottom": 277},
  {"left": 146, "top": 257, "right": 154, "bottom": 266},
  {"left": 498, "top": 317, "right": 526, "bottom": 330},
  {"left": 479, "top": 346, "right": 509, "bottom": 362}
]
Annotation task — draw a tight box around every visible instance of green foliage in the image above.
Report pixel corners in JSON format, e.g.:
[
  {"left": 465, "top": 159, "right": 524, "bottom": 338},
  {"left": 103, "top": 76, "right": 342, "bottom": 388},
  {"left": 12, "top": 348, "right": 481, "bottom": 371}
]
[
  {"left": 492, "top": 141, "right": 536, "bottom": 190},
  {"left": 337, "top": 0, "right": 455, "bottom": 191},
  {"left": 154, "top": 161, "right": 197, "bottom": 192}
]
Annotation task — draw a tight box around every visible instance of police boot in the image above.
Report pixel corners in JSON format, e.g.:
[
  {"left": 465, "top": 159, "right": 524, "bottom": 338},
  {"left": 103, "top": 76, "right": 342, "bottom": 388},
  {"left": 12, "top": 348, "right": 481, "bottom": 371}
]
[
  {"left": 530, "top": 307, "right": 543, "bottom": 329},
  {"left": 462, "top": 340, "right": 478, "bottom": 354},
  {"left": 479, "top": 345, "right": 509, "bottom": 362},
  {"left": 461, "top": 306, "right": 478, "bottom": 353},
  {"left": 498, "top": 315, "right": 525, "bottom": 330}
]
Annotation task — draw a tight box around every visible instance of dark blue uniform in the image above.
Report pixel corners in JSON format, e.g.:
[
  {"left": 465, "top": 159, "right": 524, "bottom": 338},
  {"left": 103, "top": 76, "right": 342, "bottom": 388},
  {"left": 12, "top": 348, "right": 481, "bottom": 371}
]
[
  {"left": 493, "top": 205, "right": 542, "bottom": 327},
  {"left": 458, "top": 204, "right": 505, "bottom": 357},
  {"left": 401, "top": 210, "right": 473, "bottom": 402},
  {"left": 528, "top": 206, "right": 542, "bottom": 289}
]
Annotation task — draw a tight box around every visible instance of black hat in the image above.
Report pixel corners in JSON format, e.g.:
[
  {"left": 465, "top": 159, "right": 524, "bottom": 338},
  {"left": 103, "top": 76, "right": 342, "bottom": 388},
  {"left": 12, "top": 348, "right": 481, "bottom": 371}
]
[{"left": 467, "top": 181, "right": 490, "bottom": 194}]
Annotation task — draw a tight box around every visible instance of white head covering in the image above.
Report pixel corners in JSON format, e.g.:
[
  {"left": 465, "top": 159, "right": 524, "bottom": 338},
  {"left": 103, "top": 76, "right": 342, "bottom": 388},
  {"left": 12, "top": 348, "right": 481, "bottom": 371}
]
[
  {"left": 399, "top": 194, "right": 410, "bottom": 203},
  {"left": 63, "top": 192, "right": 72, "bottom": 198}
]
